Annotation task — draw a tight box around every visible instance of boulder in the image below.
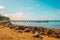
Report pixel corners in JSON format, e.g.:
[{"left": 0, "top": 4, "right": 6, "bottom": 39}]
[
  {"left": 24, "top": 28, "right": 31, "bottom": 32},
  {"left": 14, "top": 26, "right": 25, "bottom": 30},
  {"left": 9, "top": 25, "right": 15, "bottom": 29},
  {"left": 14, "top": 27, "right": 19, "bottom": 30},
  {"left": 30, "top": 29, "right": 35, "bottom": 34},
  {"left": 55, "top": 33, "right": 60, "bottom": 38},
  {"left": 33, "top": 27, "right": 38, "bottom": 31},
  {"left": 47, "top": 30, "right": 60, "bottom": 38},
  {"left": 32, "top": 32, "right": 40, "bottom": 38},
  {"left": 47, "top": 30, "right": 54, "bottom": 35},
  {"left": 16, "top": 30, "right": 23, "bottom": 33},
  {"left": 0, "top": 25, "right": 4, "bottom": 29}
]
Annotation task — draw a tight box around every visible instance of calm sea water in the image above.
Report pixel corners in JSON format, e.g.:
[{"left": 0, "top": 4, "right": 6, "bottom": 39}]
[{"left": 11, "top": 20, "right": 60, "bottom": 29}]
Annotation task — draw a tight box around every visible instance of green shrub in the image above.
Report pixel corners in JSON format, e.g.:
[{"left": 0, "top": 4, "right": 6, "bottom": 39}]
[{"left": 0, "top": 15, "right": 10, "bottom": 21}]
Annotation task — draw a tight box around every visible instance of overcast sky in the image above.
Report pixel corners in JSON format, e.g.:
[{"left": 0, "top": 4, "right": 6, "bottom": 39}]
[{"left": 0, "top": 0, "right": 60, "bottom": 20}]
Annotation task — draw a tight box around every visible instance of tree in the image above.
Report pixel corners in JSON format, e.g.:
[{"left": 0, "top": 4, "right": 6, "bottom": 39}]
[
  {"left": 0, "top": 15, "right": 10, "bottom": 21},
  {"left": 0, "top": 15, "right": 2, "bottom": 20}
]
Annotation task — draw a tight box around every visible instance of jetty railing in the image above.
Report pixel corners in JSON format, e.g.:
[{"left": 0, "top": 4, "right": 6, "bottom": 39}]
[{"left": 10, "top": 20, "right": 48, "bottom": 24}]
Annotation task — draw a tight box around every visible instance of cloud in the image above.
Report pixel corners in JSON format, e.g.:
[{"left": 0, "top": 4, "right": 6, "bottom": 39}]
[
  {"left": 0, "top": 5, "right": 5, "bottom": 10},
  {"left": 3, "top": 11, "right": 33, "bottom": 20},
  {"left": 42, "top": 15, "right": 56, "bottom": 20},
  {"left": 0, "top": 11, "right": 5, "bottom": 15},
  {"left": 0, "top": 5, "right": 5, "bottom": 15},
  {"left": 3, "top": 12, "right": 56, "bottom": 20}
]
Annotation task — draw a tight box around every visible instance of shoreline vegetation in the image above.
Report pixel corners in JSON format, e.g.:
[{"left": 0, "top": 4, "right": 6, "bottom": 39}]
[{"left": 0, "top": 15, "right": 60, "bottom": 40}]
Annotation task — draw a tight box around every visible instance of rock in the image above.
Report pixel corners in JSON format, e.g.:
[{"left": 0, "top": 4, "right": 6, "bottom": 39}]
[
  {"left": 16, "top": 30, "right": 23, "bottom": 33},
  {"left": 47, "top": 30, "right": 60, "bottom": 38},
  {"left": 30, "top": 29, "right": 35, "bottom": 34},
  {"left": 8, "top": 25, "right": 15, "bottom": 29},
  {"left": 40, "top": 32, "right": 44, "bottom": 35},
  {"left": 47, "top": 30, "right": 54, "bottom": 35},
  {"left": 6, "top": 23, "right": 12, "bottom": 26},
  {"left": 32, "top": 32, "right": 40, "bottom": 38},
  {"left": 24, "top": 28, "right": 31, "bottom": 32},
  {"left": 30, "top": 27, "right": 39, "bottom": 34},
  {"left": 1, "top": 23, "right": 4, "bottom": 26},
  {"left": 33, "top": 27, "right": 38, "bottom": 31},
  {"left": 0, "top": 25, "right": 4, "bottom": 29},
  {"left": 14, "top": 26, "right": 25, "bottom": 30},
  {"left": 9, "top": 25, "right": 15, "bottom": 29},
  {"left": 18, "top": 26, "right": 25, "bottom": 30},
  {"left": 55, "top": 33, "right": 60, "bottom": 38},
  {"left": 14, "top": 27, "right": 19, "bottom": 30},
  {"left": 4, "top": 24, "right": 7, "bottom": 27}
]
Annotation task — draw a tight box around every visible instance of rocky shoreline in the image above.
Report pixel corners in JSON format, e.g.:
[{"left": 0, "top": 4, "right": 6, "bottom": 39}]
[{"left": 0, "top": 21, "right": 60, "bottom": 39}]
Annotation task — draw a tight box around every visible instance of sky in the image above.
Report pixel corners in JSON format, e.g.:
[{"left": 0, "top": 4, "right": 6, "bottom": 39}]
[{"left": 0, "top": 0, "right": 60, "bottom": 20}]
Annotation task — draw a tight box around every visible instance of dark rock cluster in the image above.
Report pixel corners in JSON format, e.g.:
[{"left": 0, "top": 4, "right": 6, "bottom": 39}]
[{"left": 0, "top": 21, "right": 60, "bottom": 39}]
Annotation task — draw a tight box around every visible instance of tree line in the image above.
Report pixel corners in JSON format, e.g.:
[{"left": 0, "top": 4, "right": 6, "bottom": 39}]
[{"left": 0, "top": 15, "right": 10, "bottom": 21}]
